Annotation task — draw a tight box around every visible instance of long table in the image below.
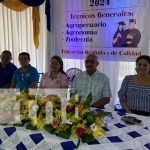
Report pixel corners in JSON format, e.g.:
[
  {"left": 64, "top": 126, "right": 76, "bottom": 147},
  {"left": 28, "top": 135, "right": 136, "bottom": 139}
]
[{"left": 0, "top": 110, "right": 150, "bottom": 150}]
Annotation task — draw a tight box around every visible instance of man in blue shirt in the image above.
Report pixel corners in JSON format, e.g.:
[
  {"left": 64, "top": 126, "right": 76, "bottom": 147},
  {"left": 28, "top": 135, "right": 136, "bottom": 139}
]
[
  {"left": 0, "top": 50, "right": 17, "bottom": 88},
  {"left": 11, "top": 52, "right": 39, "bottom": 92},
  {"left": 71, "top": 54, "right": 112, "bottom": 108}
]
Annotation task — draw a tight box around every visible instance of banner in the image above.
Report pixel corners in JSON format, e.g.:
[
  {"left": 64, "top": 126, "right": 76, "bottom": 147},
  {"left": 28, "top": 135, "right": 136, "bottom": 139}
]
[{"left": 55, "top": 0, "right": 150, "bottom": 61}]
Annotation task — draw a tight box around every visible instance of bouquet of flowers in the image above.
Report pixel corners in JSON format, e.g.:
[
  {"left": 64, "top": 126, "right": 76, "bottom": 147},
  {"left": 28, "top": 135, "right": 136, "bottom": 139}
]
[
  {"left": 31, "top": 93, "right": 110, "bottom": 147},
  {"left": 1, "top": 91, "right": 111, "bottom": 148}
]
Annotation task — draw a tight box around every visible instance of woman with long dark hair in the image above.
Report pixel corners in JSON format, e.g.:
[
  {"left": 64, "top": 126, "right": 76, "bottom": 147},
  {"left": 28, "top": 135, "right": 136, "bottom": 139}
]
[
  {"left": 118, "top": 55, "right": 150, "bottom": 116},
  {"left": 39, "top": 55, "right": 68, "bottom": 88}
]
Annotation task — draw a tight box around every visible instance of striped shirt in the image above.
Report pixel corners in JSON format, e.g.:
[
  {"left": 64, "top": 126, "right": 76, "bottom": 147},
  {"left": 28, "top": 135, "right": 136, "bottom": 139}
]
[
  {"left": 72, "top": 70, "right": 112, "bottom": 104},
  {"left": 118, "top": 75, "right": 150, "bottom": 112}
]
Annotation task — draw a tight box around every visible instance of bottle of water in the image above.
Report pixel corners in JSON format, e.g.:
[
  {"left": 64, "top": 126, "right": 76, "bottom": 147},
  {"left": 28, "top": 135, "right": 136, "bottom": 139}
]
[{"left": 103, "top": 114, "right": 113, "bottom": 127}]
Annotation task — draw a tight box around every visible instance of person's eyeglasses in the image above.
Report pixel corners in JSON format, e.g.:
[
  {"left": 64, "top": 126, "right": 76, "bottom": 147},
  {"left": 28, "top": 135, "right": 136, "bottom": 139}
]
[{"left": 85, "top": 60, "right": 96, "bottom": 64}]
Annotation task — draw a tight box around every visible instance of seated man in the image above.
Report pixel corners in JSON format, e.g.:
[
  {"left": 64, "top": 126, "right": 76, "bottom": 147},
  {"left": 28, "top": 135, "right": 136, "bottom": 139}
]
[
  {"left": 71, "top": 54, "right": 112, "bottom": 108},
  {"left": 0, "top": 50, "right": 17, "bottom": 88},
  {"left": 11, "top": 52, "right": 39, "bottom": 92}
]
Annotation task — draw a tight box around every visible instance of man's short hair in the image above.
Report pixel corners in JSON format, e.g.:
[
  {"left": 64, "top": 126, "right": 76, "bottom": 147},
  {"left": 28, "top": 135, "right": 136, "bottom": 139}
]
[
  {"left": 19, "top": 52, "right": 30, "bottom": 61},
  {"left": 1, "top": 50, "right": 12, "bottom": 57},
  {"left": 86, "top": 54, "right": 98, "bottom": 62},
  {"left": 129, "top": 19, "right": 136, "bottom": 24}
]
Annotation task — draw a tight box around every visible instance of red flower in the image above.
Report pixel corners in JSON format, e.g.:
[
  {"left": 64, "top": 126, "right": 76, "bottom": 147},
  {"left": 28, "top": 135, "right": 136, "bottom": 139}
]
[
  {"left": 66, "top": 105, "right": 73, "bottom": 113},
  {"left": 51, "top": 121, "right": 58, "bottom": 128},
  {"left": 76, "top": 128, "right": 85, "bottom": 137}
]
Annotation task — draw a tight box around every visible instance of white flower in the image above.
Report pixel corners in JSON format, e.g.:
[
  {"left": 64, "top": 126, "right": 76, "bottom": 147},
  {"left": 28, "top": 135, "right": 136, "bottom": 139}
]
[
  {"left": 90, "top": 123, "right": 97, "bottom": 132},
  {"left": 15, "top": 115, "right": 21, "bottom": 123},
  {"left": 32, "top": 105, "right": 39, "bottom": 112},
  {"left": 67, "top": 119, "right": 72, "bottom": 125},
  {"left": 75, "top": 107, "right": 79, "bottom": 118}
]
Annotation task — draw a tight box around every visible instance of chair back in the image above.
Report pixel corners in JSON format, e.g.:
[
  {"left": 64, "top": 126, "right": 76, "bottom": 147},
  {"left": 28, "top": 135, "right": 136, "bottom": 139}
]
[
  {"left": 66, "top": 68, "right": 82, "bottom": 83},
  {"left": 38, "top": 72, "right": 44, "bottom": 86}
]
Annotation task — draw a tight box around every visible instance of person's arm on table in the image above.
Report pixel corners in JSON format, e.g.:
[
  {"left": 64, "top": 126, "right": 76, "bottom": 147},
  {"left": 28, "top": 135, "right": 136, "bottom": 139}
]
[
  {"left": 120, "top": 99, "right": 132, "bottom": 113},
  {"left": 91, "top": 97, "right": 110, "bottom": 108},
  {"left": 118, "top": 76, "right": 132, "bottom": 113}
]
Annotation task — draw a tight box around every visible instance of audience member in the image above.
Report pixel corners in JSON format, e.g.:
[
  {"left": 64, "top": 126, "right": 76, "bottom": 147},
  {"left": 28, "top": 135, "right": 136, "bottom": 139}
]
[
  {"left": 39, "top": 55, "right": 68, "bottom": 88},
  {"left": 11, "top": 52, "right": 39, "bottom": 92},
  {"left": 71, "top": 54, "right": 112, "bottom": 108},
  {"left": 0, "top": 50, "right": 17, "bottom": 88},
  {"left": 118, "top": 55, "right": 150, "bottom": 116}
]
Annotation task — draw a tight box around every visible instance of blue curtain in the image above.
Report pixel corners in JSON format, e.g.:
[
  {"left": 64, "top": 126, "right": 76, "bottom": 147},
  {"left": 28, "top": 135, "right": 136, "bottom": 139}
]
[
  {"left": 45, "top": 0, "right": 51, "bottom": 31},
  {"left": 20, "top": 0, "right": 45, "bottom": 6}
]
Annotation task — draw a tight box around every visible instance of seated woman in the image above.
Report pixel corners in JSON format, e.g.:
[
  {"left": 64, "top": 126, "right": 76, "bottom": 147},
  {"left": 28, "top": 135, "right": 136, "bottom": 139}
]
[
  {"left": 39, "top": 55, "right": 68, "bottom": 88},
  {"left": 11, "top": 52, "right": 39, "bottom": 92},
  {"left": 118, "top": 55, "right": 150, "bottom": 116}
]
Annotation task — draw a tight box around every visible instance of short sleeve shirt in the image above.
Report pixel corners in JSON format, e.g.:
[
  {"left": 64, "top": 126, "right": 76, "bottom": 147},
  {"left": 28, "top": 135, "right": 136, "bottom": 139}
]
[
  {"left": 12, "top": 65, "right": 39, "bottom": 91},
  {"left": 72, "top": 70, "right": 112, "bottom": 104},
  {"left": 118, "top": 75, "right": 150, "bottom": 112}
]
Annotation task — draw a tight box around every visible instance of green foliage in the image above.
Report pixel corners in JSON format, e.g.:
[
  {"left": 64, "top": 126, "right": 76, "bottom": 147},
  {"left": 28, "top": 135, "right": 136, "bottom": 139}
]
[
  {"left": 86, "top": 112, "right": 94, "bottom": 124},
  {"left": 81, "top": 134, "right": 95, "bottom": 143},
  {"left": 26, "top": 123, "right": 37, "bottom": 130},
  {"left": 13, "top": 123, "right": 24, "bottom": 127},
  {"left": 58, "top": 129, "right": 71, "bottom": 139},
  {"left": 44, "top": 125, "right": 55, "bottom": 134},
  {"left": 95, "top": 111, "right": 111, "bottom": 117},
  {"left": 84, "top": 93, "right": 92, "bottom": 107}
]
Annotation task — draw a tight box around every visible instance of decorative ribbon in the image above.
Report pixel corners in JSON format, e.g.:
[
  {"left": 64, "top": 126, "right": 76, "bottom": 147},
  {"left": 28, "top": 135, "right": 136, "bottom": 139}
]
[
  {"left": 0, "top": 0, "right": 51, "bottom": 48},
  {"left": 32, "top": 7, "right": 40, "bottom": 48},
  {"left": 1, "top": 0, "right": 28, "bottom": 11}
]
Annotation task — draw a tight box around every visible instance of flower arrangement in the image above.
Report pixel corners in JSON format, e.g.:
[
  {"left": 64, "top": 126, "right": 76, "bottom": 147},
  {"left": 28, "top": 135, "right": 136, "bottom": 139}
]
[{"left": 0, "top": 91, "right": 111, "bottom": 148}]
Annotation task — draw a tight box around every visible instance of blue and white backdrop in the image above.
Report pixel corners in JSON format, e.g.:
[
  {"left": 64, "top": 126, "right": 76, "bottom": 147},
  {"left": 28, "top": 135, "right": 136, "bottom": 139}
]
[{"left": 50, "top": 0, "right": 150, "bottom": 61}]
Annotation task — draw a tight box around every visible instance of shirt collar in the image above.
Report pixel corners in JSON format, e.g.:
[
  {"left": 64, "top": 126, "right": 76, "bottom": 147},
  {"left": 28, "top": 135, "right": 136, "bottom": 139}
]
[
  {"left": 20, "top": 64, "right": 31, "bottom": 73},
  {"left": 85, "top": 70, "right": 98, "bottom": 77}
]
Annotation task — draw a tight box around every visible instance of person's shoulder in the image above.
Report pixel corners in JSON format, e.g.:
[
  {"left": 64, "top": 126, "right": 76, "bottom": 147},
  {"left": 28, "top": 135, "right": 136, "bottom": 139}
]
[
  {"left": 9, "top": 63, "right": 17, "bottom": 69},
  {"left": 59, "top": 72, "right": 68, "bottom": 78},
  {"left": 76, "top": 71, "right": 85, "bottom": 77},
  {"left": 96, "top": 71, "right": 109, "bottom": 79},
  {"left": 56, "top": 72, "right": 67, "bottom": 80},
  {"left": 122, "top": 75, "right": 134, "bottom": 84},
  {"left": 124, "top": 75, "right": 133, "bottom": 80},
  {"left": 72, "top": 71, "right": 84, "bottom": 81},
  {"left": 13, "top": 68, "right": 20, "bottom": 75},
  {"left": 29, "top": 65, "right": 38, "bottom": 72}
]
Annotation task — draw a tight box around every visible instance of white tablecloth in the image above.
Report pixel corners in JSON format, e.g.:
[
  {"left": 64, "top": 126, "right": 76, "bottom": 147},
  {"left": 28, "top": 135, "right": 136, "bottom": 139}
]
[{"left": 0, "top": 110, "right": 150, "bottom": 150}]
